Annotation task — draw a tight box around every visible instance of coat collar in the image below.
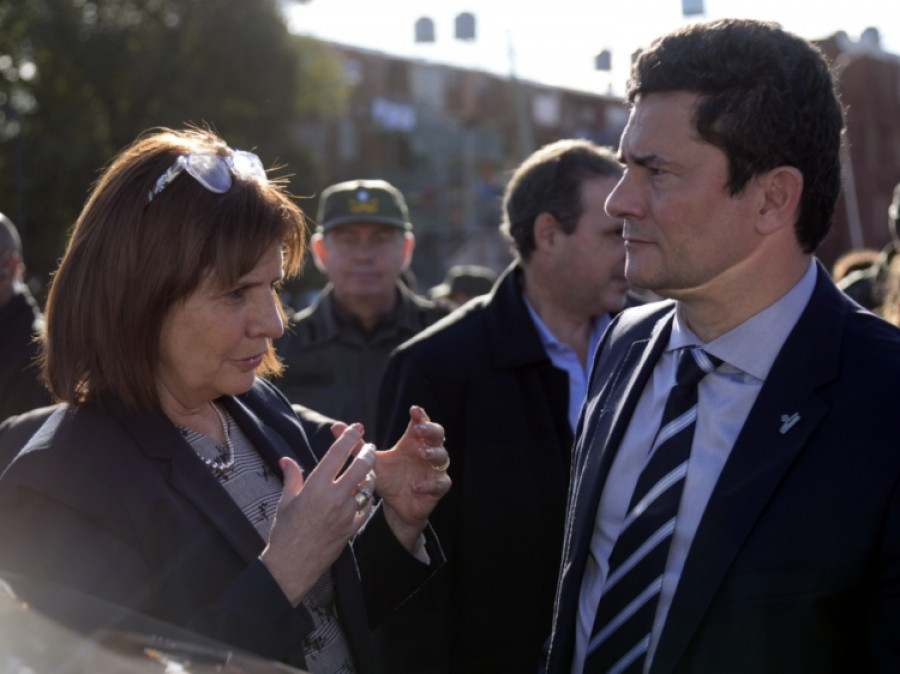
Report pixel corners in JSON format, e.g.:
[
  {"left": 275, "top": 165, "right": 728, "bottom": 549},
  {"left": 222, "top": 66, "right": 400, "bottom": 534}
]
[
  {"left": 105, "top": 388, "right": 292, "bottom": 565},
  {"left": 484, "top": 263, "right": 557, "bottom": 370}
]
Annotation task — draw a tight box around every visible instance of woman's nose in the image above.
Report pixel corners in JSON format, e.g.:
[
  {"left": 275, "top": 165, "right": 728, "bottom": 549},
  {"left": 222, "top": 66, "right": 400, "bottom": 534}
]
[{"left": 252, "top": 292, "right": 284, "bottom": 339}]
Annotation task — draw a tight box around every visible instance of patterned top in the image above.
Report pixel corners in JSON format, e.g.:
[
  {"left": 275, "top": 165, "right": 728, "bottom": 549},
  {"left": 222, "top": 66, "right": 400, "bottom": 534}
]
[{"left": 178, "top": 407, "right": 355, "bottom": 673}]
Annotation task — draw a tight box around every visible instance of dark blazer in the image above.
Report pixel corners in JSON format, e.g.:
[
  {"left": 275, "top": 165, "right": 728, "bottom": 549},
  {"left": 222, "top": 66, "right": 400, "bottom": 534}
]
[
  {"left": 0, "top": 403, "right": 340, "bottom": 476},
  {"left": 0, "top": 379, "right": 441, "bottom": 672},
  {"left": 375, "top": 264, "right": 576, "bottom": 672},
  {"left": 543, "top": 264, "right": 900, "bottom": 673}
]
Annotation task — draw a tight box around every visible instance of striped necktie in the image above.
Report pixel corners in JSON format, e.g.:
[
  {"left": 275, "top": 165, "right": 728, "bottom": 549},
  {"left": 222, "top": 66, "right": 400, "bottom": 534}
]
[{"left": 584, "top": 347, "right": 721, "bottom": 674}]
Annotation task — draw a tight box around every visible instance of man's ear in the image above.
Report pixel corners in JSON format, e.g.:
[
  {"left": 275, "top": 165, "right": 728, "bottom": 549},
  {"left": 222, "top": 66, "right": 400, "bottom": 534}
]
[
  {"left": 533, "top": 212, "right": 561, "bottom": 252},
  {"left": 757, "top": 166, "right": 803, "bottom": 236},
  {"left": 310, "top": 233, "right": 328, "bottom": 273},
  {"left": 400, "top": 232, "right": 415, "bottom": 271}
]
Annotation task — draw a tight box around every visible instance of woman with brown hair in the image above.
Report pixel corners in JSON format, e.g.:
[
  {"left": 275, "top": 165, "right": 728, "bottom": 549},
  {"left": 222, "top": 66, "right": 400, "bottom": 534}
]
[{"left": 0, "top": 127, "right": 450, "bottom": 672}]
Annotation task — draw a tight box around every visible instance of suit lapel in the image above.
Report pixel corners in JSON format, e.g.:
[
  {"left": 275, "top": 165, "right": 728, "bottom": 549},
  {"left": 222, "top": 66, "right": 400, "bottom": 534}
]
[
  {"left": 551, "top": 310, "right": 674, "bottom": 670},
  {"left": 222, "top": 393, "right": 309, "bottom": 472},
  {"left": 108, "top": 397, "right": 271, "bottom": 565},
  {"left": 570, "top": 313, "right": 673, "bottom": 550},
  {"left": 653, "top": 268, "right": 846, "bottom": 671}
]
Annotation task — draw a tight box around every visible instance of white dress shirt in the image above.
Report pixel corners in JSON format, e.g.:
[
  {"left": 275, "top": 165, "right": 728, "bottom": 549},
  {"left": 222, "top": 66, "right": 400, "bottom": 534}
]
[{"left": 572, "top": 259, "right": 818, "bottom": 673}]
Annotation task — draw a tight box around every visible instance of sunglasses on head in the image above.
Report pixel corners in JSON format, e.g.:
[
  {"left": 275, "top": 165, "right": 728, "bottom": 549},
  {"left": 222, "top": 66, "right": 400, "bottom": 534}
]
[{"left": 147, "top": 150, "right": 268, "bottom": 203}]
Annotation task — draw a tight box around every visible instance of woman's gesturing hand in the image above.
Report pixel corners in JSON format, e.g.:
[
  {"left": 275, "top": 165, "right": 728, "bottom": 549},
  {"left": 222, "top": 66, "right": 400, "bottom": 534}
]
[
  {"left": 375, "top": 406, "right": 452, "bottom": 551},
  {"left": 260, "top": 424, "right": 375, "bottom": 605}
]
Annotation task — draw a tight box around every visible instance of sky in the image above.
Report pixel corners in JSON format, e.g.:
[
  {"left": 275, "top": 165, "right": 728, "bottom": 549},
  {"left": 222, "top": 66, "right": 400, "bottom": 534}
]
[{"left": 284, "top": 0, "right": 899, "bottom": 97}]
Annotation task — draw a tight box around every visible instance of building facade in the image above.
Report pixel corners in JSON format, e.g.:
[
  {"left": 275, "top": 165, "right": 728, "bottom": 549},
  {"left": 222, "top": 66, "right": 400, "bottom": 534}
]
[{"left": 296, "top": 32, "right": 900, "bottom": 290}]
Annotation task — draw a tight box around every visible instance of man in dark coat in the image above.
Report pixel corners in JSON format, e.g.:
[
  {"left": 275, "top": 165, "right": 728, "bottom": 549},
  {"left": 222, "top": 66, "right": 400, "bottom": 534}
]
[{"left": 375, "top": 140, "right": 632, "bottom": 672}]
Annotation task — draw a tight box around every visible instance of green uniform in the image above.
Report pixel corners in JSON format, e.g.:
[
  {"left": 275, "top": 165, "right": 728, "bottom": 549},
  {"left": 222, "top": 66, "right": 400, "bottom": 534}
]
[{"left": 275, "top": 282, "right": 447, "bottom": 433}]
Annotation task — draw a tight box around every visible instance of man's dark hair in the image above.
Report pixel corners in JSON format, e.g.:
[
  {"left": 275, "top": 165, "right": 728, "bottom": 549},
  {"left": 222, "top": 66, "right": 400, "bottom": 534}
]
[
  {"left": 627, "top": 18, "right": 845, "bottom": 253},
  {"left": 501, "top": 139, "right": 622, "bottom": 261}
]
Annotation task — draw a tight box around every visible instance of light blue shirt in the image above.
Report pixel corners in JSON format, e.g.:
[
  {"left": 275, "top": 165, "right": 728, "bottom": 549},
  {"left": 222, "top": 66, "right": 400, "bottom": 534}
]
[
  {"left": 573, "top": 259, "right": 818, "bottom": 673},
  {"left": 524, "top": 296, "right": 610, "bottom": 432}
]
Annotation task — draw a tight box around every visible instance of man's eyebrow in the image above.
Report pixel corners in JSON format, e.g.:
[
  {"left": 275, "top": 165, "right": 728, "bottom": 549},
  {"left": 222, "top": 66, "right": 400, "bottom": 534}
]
[
  {"left": 630, "top": 154, "right": 665, "bottom": 166},
  {"left": 619, "top": 151, "right": 663, "bottom": 167}
]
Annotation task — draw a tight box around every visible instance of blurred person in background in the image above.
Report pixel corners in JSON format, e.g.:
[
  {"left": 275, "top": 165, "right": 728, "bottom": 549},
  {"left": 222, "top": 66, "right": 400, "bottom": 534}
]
[
  {"left": 831, "top": 247, "right": 880, "bottom": 282},
  {"left": 837, "top": 180, "right": 900, "bottom": 309},
  {"left": 876, "top": 254, "right": 900, "bottom": 326},
  {"left": 276, "top": 179, "right": 446, "bottom": 434},
  {"left": 0, "top": 212, "right": 52, "bottom": 422},
  {"left": 428, "top": 264, "right": 498, "bottom": 311},
  {"left": 0, "top": 127, "right": 451, "bottom": 673}
]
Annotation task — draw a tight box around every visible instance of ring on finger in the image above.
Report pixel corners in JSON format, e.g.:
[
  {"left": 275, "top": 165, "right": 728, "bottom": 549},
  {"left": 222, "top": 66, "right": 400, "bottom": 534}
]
[{"left": 353, "top": 486, "right": 373, "bottom": 511}]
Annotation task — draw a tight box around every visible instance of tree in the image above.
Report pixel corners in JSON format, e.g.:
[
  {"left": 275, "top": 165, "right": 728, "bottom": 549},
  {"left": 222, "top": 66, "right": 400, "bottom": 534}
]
[{"left": 0, "top": 0, "right": 347, "bottom": 285}]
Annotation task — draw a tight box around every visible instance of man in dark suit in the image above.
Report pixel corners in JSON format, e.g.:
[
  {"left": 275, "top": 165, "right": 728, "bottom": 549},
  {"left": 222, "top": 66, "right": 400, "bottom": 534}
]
[
  {"left": 543, "top": 19, "right": 900, "bottom": 673},
  {"left": 376, "top": 139, "right": 631, "bottom": 672}
]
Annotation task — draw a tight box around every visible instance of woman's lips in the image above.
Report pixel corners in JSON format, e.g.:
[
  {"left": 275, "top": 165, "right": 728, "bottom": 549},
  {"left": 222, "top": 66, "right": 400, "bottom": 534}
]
[{"left": 235, "top": 354, "right": 264, "bottom": 371}]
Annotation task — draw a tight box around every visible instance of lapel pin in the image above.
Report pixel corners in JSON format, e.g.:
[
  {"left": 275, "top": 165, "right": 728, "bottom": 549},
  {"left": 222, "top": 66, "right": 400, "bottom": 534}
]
[{"left": 779, "top": 412, "right": 800, "bottom": 434}]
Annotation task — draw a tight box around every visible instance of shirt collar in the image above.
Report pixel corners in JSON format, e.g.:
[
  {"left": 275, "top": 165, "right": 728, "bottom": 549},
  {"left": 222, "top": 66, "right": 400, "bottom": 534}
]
[
  {"left": 669, "top": 258, "right": 818, "bottom": 381},
  {"left": 522, "top": 293, "right": 610, "bottom": 361}
]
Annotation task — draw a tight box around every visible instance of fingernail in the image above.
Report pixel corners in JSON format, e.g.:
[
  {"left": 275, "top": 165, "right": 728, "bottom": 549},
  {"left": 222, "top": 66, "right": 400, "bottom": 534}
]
[{"left": 358, "top": 443, "right": 376, "bottom": 461}]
